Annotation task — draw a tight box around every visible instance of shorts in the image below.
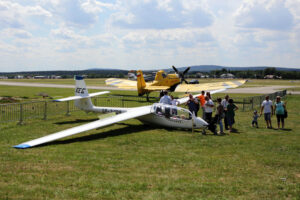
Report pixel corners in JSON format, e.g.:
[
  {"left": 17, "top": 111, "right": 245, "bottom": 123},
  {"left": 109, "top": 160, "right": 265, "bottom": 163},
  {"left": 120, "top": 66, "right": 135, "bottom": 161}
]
[
  {"left": 252, "top": 120, "right": 258, "bottom": 126},
  {"left": 264, "top": 113, "right": 271, "bottom": 121},
  {"left": 276, "top": 114, "right": 284, "bottom": 123}
]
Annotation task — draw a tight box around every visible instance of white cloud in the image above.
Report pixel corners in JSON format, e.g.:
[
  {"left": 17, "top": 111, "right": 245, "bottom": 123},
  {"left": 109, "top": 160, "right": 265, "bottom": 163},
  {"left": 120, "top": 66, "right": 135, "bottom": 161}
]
[
  {"left": 0, "top": 0, "right": 52, "bottom": 30},
  {"left": 111, "top": 0, "right": 214, "bottom": 29},
  {"left": 0, "top": 0, "right": 300, "bottom": 71},
  {"left": 81, "top": 0, "right": 114, "bottom": 14},
  {"left": 234, "top": 0, "right": 294, "bottom": 30}
]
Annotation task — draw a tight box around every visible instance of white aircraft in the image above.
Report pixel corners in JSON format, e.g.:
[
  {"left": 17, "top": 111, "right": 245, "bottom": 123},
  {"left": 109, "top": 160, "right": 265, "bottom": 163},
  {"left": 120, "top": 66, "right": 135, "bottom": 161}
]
[{"left": 14, "top": 76, "right": 229, "bottom": 149}]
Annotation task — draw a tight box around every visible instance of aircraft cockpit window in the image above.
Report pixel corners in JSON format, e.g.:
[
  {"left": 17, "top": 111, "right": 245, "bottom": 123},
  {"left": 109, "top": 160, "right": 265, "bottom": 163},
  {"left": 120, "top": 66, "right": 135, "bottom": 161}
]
[
  {"left": 151, "top": 104, "right": 192, "bottom": 120},
  {"left": 162, "top": 73, "right": 167, "bottom": 78}
]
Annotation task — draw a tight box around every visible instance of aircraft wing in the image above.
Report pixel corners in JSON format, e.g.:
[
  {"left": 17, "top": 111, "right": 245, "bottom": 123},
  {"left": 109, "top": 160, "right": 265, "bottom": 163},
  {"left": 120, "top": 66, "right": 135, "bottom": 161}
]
[
  {"left": 174, "top": 80, "right": 246, "bottom": 93},
  {"left": 14, "top": 106, "right": 152, "bottom": 149},
  {"left": 105, "top": 78, "right": 137, "bottom": 90},
  {"left": 176, "top": 88, "right": 232, "bottom": 105},
  {"left": 54, "top": 91, "right": 110, "bottom": 102},
  {"left": 144, "top": 85, "right": 170, "bottom": 91}
]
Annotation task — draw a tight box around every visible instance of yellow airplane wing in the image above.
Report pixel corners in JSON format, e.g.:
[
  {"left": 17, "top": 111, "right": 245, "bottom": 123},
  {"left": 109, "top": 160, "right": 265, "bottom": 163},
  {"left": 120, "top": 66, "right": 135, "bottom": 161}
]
[
  {"left": 144, "top": 85, "right": 170, "bottom": 91},
  {"left": 175, "top": 80, "right": 246, "bottom": 93},
  {"left": 105, "top": 78, "right": 137, "bottom": 89}
]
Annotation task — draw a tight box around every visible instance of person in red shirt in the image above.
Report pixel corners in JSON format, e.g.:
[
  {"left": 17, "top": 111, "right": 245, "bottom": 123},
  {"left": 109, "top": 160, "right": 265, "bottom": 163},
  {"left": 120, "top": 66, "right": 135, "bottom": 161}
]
[{"left": 197, "top": 91, "right": 206, "bottom": 119}]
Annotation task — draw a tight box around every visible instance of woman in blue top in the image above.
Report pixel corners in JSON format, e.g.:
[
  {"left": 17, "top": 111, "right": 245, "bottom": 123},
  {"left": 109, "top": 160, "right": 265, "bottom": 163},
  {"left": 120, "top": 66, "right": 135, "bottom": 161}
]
[{"left": 274, "top": 96, "right": 286, "bottom": 129}]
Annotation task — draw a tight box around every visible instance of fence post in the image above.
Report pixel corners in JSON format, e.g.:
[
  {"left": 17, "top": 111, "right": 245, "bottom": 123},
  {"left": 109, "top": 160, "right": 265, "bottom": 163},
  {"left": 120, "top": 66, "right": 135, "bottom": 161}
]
[
  {"left": 18, "top": 103, "right": 24, "bottom": 125},
  {"left": 43, "top": 101, "right": 47, "bottom": 120},
  {"left": 242, "top": 98, "right": 245, "bottom": 111},
  {"left": 251, "top": 97, "right": 254, "bottom": 110},
  {"left": 66, "top": 101, "right": 70, "bottom": 116},
  {"left": 122, "top": 97, "right": 124, "bottom": 107}
]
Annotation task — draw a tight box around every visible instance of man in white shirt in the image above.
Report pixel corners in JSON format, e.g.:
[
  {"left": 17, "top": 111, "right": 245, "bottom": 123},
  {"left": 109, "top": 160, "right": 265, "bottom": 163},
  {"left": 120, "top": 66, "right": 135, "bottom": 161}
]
[
  {"left": 260, "top": 96, "right": 274, "bottom": 128},
  {"left": 221, "top": 95, "right": 229, "bottom": 130},
  {"left": 204, "top": 96, "right": 214, "bottom": 123},
  {"left": 159, "top": 90, "right": 172, "bottom": 105}
]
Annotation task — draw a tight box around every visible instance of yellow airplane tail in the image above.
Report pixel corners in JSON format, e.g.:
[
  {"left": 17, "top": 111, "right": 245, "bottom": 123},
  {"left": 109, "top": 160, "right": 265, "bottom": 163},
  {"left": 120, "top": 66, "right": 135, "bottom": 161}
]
[{"left": 136, "top": 70, "right": 146, "bottom": 96}]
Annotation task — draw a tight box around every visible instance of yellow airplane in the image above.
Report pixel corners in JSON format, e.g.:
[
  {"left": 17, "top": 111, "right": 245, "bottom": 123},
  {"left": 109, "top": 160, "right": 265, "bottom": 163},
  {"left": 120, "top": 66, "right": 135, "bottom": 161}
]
[{"left": 105, "top": 66, "right": 246, "bottom": 100}]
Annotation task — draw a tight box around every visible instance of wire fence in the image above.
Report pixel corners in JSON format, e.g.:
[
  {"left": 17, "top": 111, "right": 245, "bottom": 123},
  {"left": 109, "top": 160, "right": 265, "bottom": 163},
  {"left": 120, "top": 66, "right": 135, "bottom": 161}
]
[{"left": 0, "top": 90, "right": 287, "bottom": 124}]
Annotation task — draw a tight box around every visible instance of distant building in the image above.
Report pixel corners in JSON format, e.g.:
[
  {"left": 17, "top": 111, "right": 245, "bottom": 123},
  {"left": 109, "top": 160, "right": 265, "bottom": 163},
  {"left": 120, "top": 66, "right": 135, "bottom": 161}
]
[
  {"left": 0, "top": 76, "right": 8, "bottom": 79},
  {"left": 220, "top": 73, "right": 235, "bottom": 78},
  {"left": 14, "top": 75, "right": 24, "bottom": 79},
  {"left": 50, "top": 75, "right": 62, "bottom": 79},
  {"left": 196, "top": 73, "right": 203, "bottom": 78},
  {"left": 264, "top": 74, "right": 282, "bottom": 79},
  {"left": 264, "top": 75, "right": 274, "bottom": 79},
  {"left": 34, "top": 76, "right": 48, "bottom": 79}
]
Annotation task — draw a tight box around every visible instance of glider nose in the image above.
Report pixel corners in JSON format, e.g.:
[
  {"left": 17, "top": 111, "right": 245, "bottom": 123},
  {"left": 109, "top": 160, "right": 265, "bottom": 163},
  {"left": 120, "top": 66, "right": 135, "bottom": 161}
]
[{"left": 196, "top": 117, "right": 208, "bottom": 127}]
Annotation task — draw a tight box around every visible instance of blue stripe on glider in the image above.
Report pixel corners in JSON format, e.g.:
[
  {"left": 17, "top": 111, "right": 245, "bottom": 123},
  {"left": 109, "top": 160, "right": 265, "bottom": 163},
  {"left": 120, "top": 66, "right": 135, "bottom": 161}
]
[
  {"left": 75, "top": 75, "right": 84, "bottom": 80},
  {"left": 14, "top": 144, "right": 31, "bottom": 149}
]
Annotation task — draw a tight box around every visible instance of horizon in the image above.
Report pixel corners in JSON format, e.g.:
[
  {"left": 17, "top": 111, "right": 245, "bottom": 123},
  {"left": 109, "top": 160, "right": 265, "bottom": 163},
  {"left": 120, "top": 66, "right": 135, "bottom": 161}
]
[
  {"left": 0, "top": 0, "right": 300, "bottom": 72},
  {"left": 1, "top": 65, "right": 300, "bottom": 74}
]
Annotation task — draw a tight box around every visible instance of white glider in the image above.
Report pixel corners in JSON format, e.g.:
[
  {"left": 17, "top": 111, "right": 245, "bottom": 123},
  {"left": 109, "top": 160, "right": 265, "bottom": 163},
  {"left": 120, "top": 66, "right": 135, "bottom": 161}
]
[{"left": 14, "top": 75, "right": 240, "bottom": 149}]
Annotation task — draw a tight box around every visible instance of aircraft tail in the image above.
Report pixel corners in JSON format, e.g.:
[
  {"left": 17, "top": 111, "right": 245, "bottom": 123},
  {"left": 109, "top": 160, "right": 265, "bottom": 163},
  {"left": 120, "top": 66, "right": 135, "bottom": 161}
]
[
  {"left": 54, "top": 76, "right": 109, "bottom": 111},
  {"left": 136, "top": 70, "right": 146, "bottom": 96},
  {"left": 74, "top": 75, "right": 94, "bottom": 111}
]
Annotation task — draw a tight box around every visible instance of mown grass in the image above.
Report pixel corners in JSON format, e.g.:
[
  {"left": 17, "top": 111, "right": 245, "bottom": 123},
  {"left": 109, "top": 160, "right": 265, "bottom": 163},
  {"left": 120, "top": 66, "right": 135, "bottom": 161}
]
[{"left": 0, "top": 86, "right": 299, "bottom": 199}]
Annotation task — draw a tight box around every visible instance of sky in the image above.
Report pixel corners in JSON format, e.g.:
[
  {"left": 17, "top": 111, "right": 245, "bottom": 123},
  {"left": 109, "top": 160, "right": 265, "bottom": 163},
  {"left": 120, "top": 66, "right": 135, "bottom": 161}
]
[{"left": 0, "top": 0, "right": 300, "bottom": 72}]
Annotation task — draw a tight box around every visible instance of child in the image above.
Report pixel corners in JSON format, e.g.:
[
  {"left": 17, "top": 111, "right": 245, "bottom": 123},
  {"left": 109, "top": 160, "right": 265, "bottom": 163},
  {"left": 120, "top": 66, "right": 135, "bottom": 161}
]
[{"left": 252, "top": 110, "right": 259, "bottom": 128}]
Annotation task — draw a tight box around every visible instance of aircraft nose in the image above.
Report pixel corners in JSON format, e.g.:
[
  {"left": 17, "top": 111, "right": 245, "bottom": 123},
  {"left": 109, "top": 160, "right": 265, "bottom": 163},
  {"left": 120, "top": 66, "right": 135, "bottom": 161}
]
[{"left": 196, "top": 117, "right": 208, "bottom": 126}]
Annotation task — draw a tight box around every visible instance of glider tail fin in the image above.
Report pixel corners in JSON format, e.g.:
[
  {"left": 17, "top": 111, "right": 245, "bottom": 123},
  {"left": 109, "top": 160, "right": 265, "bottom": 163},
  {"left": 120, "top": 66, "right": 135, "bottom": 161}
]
[
  {"left": 136, "top": 70, "right": 146, "bottom": 96},
  {"left": 74, "top": 75, "right": 94, "bottom": 111}
]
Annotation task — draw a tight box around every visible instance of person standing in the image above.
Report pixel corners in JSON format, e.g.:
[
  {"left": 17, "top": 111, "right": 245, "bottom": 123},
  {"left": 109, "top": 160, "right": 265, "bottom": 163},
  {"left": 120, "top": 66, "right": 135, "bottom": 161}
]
[
  {"left": 159, "top": 90, "right": 172, "bottom": 105},
  {"left": 252, "top": 110, "right": 259, "bottom": 128},
  {"left": 274, "top": 96, "right": 286, "bottom": 129},
  {"left": 215, "top": 98, "right": 224, "bottom": 134},
  {"left": 206, "top": 91, "right": 212, "bottom": 100},
  {"left": 170, "top": 95, "right": 178, "bottom": 106},
  {"left": 226, "top": 99, "right": 238, "bottom": 133},
  {"left": 204, "top": 96, "right": 214, "bottom": 123},
  {"left": 186, "top": 94, "right": 199, "bottom": 117},
  {"left": 197, "top": 91, "right": 206, "bottom": 119},
  {"left": 260, "top": 96, "right": 273, "bottom": 129},
  {"left": 221, "top": 95, "right": 229, "bottom": 130}
]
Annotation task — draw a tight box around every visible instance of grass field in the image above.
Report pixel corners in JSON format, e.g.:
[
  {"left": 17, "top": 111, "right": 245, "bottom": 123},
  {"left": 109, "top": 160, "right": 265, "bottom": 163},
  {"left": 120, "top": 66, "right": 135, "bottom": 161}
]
[{"left": 0, "top": 83, "right": 299, "bottom": 199}]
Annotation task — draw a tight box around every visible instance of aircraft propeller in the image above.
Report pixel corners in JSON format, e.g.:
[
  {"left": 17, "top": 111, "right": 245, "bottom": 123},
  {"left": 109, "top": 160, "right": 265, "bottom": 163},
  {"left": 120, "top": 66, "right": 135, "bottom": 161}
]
[{"left": 172, "top": 65, "right": 190, "bottom": 84}]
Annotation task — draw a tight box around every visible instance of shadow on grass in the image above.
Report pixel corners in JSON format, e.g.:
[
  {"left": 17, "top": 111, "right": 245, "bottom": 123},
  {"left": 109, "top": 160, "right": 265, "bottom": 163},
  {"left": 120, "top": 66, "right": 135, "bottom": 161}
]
[
  {"left": 40, "top": 123, "right": 154, "bottom": 147},
  {"left": 273, "top": 128, "right": 292, "bottom": 131},
  {"left": 230, "top": 128, "right": 240, "bottom": 134},
  {"left": 54, "top": 118, "right": 99, "bottom": 125}
]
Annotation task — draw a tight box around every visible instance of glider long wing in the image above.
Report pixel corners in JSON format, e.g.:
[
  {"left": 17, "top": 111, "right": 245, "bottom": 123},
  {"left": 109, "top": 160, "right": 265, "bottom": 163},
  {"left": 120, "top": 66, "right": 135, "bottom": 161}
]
[
  {"left": 14, "top": 106, "right": 152, "bottom": 149},
  {"left": 175, "top": 80, "right": 246, "bottom": 93},
  {"left": 176, "top": 88, "right": 229, "bottom": 105}
]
